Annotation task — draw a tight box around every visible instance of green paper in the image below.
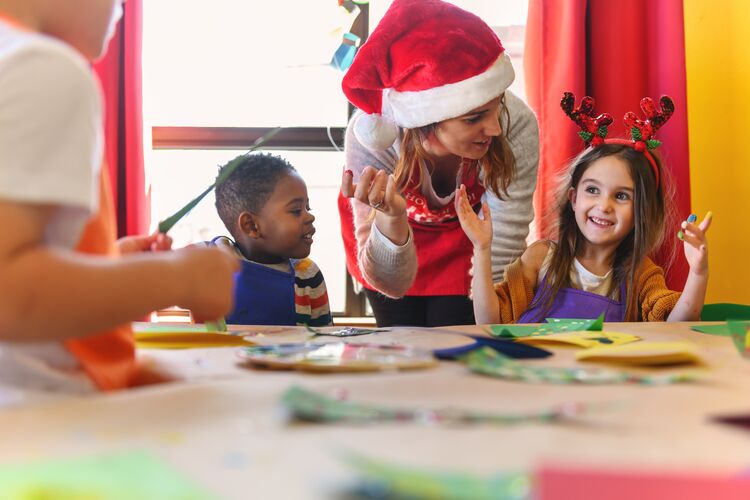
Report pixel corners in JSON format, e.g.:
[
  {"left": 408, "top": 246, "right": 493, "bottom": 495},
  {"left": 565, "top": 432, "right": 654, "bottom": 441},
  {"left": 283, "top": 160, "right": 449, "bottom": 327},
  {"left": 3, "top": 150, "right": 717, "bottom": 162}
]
[
  {"left": 488, "top": 314, "right": 604, "bottom": 338},
  {"left": 690, "top": 324, "right": 742, "bottom": 336},
  {"left": 205, "top": 318, "right": 227, "bottom": 332},
  {"left": 281, "top": 386, "right": 586, "bottom": 426},
  {"left": 691, "top": 321, "right": 750, "bottom": 337},
  {"left": 0, "top": 451, "right": 214, "bottom": 500},
  {"left": 728, "top": 321, "right": 750, "bottom": 357},
  {"left": 463, "top": 347, "right": 696, "bottom": 386},
  {"left": 157, "top": 127, "right": 281, "bottom": 234},
  {"left": 343, "top": 452, "right": 531, "bottom": 500}
]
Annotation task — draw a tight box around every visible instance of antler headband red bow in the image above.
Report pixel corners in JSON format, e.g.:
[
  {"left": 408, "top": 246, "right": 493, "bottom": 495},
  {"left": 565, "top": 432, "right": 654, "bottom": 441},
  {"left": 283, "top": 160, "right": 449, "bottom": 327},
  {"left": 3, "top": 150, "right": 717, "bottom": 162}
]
[{"left": 561, "top": 92, "right": 674, "bottom": 187}]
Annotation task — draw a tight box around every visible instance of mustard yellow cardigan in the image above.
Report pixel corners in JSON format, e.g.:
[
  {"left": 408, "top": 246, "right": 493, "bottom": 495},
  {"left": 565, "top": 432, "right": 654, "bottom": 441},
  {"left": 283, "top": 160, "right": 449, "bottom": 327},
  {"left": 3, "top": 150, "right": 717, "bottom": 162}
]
[{"left": 493, "top": 257, "right": 681, "bottom": 323}]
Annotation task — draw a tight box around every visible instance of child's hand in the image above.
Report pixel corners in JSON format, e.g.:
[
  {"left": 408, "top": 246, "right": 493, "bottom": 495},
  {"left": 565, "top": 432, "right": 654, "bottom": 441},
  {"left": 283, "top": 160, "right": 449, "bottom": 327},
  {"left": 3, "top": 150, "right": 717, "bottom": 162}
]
[
  {"left": 679, "top": 212, "right": 712, "bottom": 275},
  {"left": 117, "top": 232, "right": 173, "bottom": 254},
  {"left": 455, "top": 184, "right": 492, "bottom": 250},
  {"left": 173, "top": 246, "right": 240, "bottom": 322},
  {"left": 342, "top": 167, "right": 406, "bottom": 218}
]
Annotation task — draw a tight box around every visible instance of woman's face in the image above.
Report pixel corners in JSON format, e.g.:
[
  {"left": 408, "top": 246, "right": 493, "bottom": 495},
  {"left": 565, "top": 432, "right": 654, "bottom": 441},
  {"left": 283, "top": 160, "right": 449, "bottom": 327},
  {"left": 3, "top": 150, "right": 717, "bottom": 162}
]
[{"left": 429, "top": 95, "right": 503, "bottom": 160}]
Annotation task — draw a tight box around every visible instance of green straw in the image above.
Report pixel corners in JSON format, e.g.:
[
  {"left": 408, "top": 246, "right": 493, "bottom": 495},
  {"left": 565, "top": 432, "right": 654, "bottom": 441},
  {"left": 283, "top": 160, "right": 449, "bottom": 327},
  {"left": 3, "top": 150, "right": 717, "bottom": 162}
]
[{"left": 157, "top": 127, "right": 282, "bottom": 234}]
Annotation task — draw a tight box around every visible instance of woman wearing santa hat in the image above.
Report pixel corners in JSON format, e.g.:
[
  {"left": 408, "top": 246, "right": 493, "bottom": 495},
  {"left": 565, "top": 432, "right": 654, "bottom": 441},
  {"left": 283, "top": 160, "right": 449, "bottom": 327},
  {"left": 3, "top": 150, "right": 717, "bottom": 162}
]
[{"left": 339, "top": 0, "right": 539, "bottom": 327}]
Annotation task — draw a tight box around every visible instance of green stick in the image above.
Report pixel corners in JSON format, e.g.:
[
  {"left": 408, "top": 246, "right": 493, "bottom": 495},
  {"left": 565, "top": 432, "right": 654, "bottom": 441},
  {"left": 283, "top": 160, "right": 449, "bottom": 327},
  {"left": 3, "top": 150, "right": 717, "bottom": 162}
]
[{"left": 157, "top": 127, "right": 282, "bottom": 234}]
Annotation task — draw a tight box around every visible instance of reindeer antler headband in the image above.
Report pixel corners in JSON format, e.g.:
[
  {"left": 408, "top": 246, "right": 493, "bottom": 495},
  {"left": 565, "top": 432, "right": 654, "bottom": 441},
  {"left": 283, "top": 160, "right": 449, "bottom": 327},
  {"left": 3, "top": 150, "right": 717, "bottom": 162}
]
[{"left": 561, "top": 92, "right": 674, "bottom": 187}]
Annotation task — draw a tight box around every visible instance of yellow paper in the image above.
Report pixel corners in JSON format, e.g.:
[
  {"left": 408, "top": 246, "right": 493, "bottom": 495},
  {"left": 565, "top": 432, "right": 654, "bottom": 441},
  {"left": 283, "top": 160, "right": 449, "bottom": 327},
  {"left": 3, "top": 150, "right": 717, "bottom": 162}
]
[
  {"left": 516, "top": 331, "right": 640, "bottom": 348},
  {"left": 135, "top": 331, "right": 255, "bottom": 349},
  {"left": 575, "top": 341, "right": 702, "bottom": 366}
]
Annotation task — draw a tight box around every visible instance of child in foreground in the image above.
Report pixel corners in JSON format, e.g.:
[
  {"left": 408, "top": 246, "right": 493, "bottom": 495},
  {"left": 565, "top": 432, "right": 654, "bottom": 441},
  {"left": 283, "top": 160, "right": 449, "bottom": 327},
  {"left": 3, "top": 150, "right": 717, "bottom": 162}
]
[
  {"left": 212, "top": 153, "right": 332, "bottom": 326},
  {"left": 458, "top": 93, "right": 711, "bottom": 324},
  {"left": 0, "top": 0, "right": 238, "bottom": 401}
]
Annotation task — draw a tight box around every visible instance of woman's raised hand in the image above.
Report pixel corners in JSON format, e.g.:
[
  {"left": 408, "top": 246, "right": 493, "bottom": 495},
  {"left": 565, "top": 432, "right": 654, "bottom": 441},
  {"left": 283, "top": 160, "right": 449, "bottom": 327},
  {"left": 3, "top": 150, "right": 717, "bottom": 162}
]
[
  {"left": 455, "top": 184, "right": 492, "bottom": 250},
  {"left": 341, "top": 167, "right": 406, "bottom": 218}
]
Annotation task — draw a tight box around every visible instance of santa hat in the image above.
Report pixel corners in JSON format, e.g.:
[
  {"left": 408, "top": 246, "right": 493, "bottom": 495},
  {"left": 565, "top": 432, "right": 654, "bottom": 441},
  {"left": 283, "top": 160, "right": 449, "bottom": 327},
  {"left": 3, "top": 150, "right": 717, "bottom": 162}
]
[{"left": 342, "top": 0, "right": 515, "bottom": 150}]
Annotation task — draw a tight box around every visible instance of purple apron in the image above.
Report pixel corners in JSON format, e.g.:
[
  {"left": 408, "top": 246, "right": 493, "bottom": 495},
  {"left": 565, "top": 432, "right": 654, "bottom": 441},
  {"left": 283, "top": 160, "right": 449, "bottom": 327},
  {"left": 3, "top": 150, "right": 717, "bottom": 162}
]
[{"left": 518, "top": 276, "right": 627, "bottom": 324}]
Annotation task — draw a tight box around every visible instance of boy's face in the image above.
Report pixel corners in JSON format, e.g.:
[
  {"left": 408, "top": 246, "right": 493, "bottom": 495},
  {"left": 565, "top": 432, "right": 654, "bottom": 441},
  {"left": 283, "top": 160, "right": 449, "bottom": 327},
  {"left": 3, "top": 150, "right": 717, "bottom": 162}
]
[{"left": 247, "top": 173, "right": 315, "bottom": 262}]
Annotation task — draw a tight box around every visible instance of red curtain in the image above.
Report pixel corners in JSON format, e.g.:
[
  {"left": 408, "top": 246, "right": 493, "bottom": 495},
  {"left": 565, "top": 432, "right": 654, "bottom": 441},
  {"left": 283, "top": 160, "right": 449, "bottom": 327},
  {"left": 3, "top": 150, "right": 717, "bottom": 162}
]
[
  {"left": 524, "top": 0, "right": 691, "bottom": 289},
  {"left": 93, "top": 0, "right": 149, "bottom": 238}
]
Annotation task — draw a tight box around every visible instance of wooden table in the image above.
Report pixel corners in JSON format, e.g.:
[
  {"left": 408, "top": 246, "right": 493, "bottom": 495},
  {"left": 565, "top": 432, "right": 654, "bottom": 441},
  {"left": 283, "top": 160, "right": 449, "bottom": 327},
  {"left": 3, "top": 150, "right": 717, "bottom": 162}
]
[{"left": 1, "top": 322, "right": 749, "bottom": 498}]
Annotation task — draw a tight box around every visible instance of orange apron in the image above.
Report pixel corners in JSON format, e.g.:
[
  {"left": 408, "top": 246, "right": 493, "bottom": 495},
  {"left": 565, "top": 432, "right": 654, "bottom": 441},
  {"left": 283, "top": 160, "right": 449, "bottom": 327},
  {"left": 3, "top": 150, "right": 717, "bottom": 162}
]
[{"left": 63, "top": 167, "right": 136, "bottom": 391}]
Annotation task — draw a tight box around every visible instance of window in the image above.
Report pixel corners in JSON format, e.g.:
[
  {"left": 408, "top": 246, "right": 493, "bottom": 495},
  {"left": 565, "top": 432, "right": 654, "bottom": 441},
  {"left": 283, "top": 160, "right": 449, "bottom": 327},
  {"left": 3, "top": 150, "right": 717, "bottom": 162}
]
[{"left": 142, "top": 0, "right": 528, "bottom": 317}]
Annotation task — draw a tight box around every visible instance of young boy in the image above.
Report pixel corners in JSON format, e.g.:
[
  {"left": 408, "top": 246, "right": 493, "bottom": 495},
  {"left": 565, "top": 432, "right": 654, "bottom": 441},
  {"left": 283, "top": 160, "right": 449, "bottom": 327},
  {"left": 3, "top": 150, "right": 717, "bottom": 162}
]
[
  {"left": 0, "top": 0, "right": 238, "bottom": 400},
  {"left": 213, "top": 153, "right": 333, "bottom": 326}
]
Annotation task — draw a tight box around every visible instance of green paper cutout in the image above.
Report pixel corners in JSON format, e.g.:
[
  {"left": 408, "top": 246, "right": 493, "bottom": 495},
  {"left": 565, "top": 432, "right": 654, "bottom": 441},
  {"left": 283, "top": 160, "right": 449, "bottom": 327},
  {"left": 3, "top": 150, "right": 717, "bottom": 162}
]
[
  {"left": 597, "top": 125, "right": 609, "bottom": 138},
  {"left": 488, "top": 314, "right": 604, "bottom": 338},
  {"left": 631, "top": 127, "right": 642, "bottom": 141},
  {"left": 0, "top": 451, "right": 214, "bottom": 500},
  {"left": 205, "top": 318, "right": 227, "bottom": 332},
  {"left": 343, "top": 452, "right": 531, "bottom": 500},
  {"left": 646, "top": 138, "right": 662, "bottom": 149},
  {"left": 463, "top": 347, "right": 696, "bottom": 386},
  {"left": 578, "top": 131, "right": 594, "bottom": 142},
  {"left": 281, "top": 386, "right": 586, "bottom": 425},
  {"left": 157, "top": 127, "right": 281, "bottom": 234},
  {"left": 728, "top": 321, "right": 750, "bottom": 357}
]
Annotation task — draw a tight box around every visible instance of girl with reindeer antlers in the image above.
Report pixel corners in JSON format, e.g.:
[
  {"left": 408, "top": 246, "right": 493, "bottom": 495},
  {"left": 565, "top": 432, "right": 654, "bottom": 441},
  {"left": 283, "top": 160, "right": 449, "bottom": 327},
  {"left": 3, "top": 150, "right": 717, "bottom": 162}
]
[{"left": 456, "top": 93, "right": 711, "bottom": 324}]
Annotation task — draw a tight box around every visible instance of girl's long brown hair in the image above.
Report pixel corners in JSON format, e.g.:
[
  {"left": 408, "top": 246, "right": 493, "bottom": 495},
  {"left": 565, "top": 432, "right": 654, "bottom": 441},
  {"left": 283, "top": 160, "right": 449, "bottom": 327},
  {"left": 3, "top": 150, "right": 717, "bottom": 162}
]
[
  {"left": 392, "top": 95, "right": 516, "bottom": 198},
  {"left": 530, "top": 143, "right": 675, "bottom": 322}
]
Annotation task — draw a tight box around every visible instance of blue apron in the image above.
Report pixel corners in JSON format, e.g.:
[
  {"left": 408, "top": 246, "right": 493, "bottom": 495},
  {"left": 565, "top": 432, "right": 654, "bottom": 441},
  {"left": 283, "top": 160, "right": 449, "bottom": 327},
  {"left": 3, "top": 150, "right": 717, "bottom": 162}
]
[
  {"left": 226, "top": 258, "right": 297, "bottom": 326},
  {"left": 518, "top": 277, "right": 627, "bottom": 324}
]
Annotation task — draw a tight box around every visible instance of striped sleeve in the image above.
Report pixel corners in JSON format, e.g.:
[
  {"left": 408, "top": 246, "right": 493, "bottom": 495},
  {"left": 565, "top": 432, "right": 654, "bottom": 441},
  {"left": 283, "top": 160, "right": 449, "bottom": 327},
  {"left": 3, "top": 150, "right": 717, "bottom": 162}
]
[{"left": 293, "top": 258, "right": 333, "bottom": 326}]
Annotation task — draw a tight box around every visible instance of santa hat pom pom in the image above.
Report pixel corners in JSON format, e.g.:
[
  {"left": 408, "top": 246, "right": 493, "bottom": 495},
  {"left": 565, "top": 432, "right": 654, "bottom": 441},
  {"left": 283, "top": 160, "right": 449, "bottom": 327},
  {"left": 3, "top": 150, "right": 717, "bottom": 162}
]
[{"left": 353, "top": 113, "right": 399, "bottom": 151}]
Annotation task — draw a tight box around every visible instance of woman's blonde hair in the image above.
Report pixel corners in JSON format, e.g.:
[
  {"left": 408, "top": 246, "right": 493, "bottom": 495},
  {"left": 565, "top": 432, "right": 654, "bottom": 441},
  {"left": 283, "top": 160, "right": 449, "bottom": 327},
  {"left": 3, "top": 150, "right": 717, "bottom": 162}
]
[{"left": 392, "top": 95, "right": 516, "bottom": 198}]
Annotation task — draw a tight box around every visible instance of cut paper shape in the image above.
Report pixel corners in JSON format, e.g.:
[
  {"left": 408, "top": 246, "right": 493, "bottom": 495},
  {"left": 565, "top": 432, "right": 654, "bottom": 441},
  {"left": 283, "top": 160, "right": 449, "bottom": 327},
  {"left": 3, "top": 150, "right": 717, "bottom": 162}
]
[
  {"left": 134, "top": 329, "right": 254, "bottom": 349},
  {"left": 575, "top": 342, "right": 703, "bottom": 366},
  {"left": 464, "top": 347, "right": 697, "bottom": 385},
  {"left": 0, "top": 451, "right": 213, "bottom": 499},
  {"left": 433, "top": 336, "right": 551, "bottom": 360},
  {"left": 237, "top": 342, "right": 436, "bottom": 372},
  {"left": 343, "top": 452, "right": 530, "bottom": 500},
  {"left": 537, "top": 465, "right": 750, "bottom": 500},
  {"left": 281, "top": 386, "right": 587, "bottom": 426},
  {"left": 306, "top": 325, "right": 387, "bottom": 337},
  {"left": 516, "top": 331, "right": 640, "bottom": 349},
  {"left": 691, "top": 324, "right": 737, "bottom": 336},
  {"left": 728, "top": 321, "right": 750, "bottom": 357},
  {"left": 489, "top": 314, "right": 604, "bottom": 338},
  {"left": 712, "top": 412, "right": 750, "bottom": 432}
]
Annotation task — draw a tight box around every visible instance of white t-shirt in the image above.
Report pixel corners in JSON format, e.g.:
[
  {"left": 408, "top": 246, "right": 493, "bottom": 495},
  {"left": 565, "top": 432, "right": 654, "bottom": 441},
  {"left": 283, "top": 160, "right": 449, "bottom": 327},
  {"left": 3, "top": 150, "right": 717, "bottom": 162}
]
[
  {"left": 0, "top": 20, "right": 104, "bottom": 403},
  {"left": 538, "top": 247, "right": 615, "bottom": 298}
]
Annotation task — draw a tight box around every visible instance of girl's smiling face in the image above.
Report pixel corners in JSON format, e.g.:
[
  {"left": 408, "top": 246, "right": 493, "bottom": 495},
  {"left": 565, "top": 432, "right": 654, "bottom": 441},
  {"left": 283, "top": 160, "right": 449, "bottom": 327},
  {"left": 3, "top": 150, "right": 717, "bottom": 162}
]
[{"left": 569, "top": 155, "right": 636, "bottom": 253}]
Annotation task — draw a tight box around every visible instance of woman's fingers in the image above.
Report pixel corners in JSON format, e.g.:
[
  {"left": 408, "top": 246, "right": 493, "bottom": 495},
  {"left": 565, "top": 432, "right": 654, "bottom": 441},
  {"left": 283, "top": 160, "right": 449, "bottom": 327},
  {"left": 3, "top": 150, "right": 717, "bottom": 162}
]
[{"left": 341, "top": 169, "right": 355, "bottom": 197}]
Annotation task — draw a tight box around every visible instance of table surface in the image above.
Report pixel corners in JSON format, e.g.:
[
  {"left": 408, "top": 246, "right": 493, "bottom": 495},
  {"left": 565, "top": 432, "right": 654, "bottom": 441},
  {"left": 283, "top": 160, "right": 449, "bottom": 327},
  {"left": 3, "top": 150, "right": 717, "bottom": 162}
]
[{"left": 1, "top": 322, "right": 749, "bottom": 498}]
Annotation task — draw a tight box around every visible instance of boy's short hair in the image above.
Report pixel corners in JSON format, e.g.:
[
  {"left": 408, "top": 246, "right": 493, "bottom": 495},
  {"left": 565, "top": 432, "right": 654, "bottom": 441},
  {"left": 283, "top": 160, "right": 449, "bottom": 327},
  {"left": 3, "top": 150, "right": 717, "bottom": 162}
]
[{"left": 215, "top": 152, "right": 296, "bottom": 238}]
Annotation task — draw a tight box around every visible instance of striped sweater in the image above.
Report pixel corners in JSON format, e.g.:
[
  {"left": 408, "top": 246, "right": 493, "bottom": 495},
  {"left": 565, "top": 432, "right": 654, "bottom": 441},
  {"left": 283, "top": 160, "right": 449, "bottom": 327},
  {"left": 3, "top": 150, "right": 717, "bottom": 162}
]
[{"left": 212, "top": 237, "right": 333, "bottom": 326}]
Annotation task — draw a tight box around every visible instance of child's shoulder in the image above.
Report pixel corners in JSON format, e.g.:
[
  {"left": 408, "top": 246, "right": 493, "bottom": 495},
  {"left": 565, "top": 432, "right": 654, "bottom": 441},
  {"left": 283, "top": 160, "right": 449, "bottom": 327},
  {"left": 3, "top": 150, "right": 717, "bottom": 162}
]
[
  {"left": 517, "top": 240, "right": 554, "bottom": 285},
  {"left": 0, "top": 26, "right": 93, "bottom": 83},
  {"left": 291, "top": 258, "right": 324, "bottom": 280}
]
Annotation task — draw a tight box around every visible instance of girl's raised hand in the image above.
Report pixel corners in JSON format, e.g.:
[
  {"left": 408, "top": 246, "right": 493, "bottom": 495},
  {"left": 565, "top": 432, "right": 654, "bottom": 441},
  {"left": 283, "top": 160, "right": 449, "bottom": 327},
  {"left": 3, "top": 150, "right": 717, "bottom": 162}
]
[
  {"left": 679, "top": 212, "right": 712, "bottom": 275},
  {"left": 341, "top": 167, "right": 406, "bottom": 218},
  {"left": 455, "top": 184, "right": 492, "bottom": 250}
]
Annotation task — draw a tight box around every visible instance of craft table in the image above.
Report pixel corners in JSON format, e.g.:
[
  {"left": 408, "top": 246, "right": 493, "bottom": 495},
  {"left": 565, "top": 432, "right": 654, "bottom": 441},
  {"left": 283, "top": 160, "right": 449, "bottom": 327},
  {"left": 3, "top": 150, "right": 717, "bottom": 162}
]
[{"left": 0, "top": 322, "right": 748, "bottom": 498}]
